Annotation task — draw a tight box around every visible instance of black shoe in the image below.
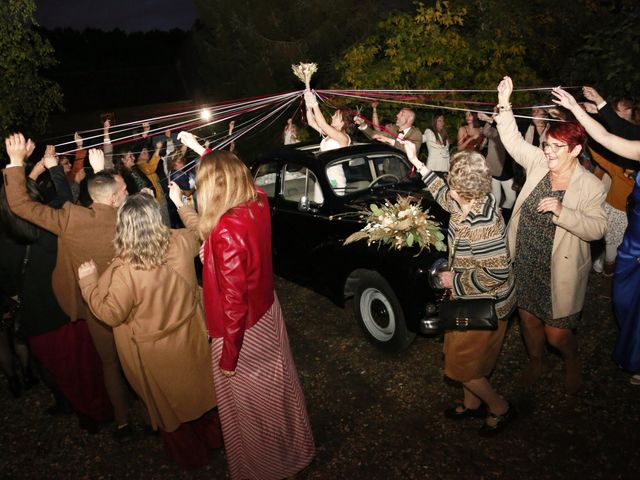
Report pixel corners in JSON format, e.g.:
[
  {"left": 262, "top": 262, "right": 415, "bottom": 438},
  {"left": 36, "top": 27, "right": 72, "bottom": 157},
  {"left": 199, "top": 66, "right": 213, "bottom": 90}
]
[
  {"left": 478, "top": 402, "right": 516, "bottom": 436},
  {"left": 142, "top": 425, "right": 159, "bottom": 437},
  {"left": 113, "top": 424, "right": 135, "bottom": 441},
  {"left": 444, "top": 403, "right": 487, "bottom": 420}
]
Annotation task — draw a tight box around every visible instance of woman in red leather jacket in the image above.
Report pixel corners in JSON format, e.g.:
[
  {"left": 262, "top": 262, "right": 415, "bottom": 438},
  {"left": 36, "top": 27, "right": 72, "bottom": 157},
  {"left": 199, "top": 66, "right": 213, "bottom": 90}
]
[{"left": 175, "top": 131, "right": 315, "bottom": 480}]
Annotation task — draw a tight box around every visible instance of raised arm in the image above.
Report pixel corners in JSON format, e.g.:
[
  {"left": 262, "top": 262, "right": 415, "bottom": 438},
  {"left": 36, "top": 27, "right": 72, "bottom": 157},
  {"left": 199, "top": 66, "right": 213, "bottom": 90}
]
[
  {"left": 3, "top": 134, "right": 70, "bottom": 235},
  {"left": 177, "top": 131, "right": 206, "bottom": 157},
  {"left": 169, "top": 181, "right": 200, "bottom": 245},
  {"left": 43, "top": 145, "right": 73, "bottom": 207},
  {"left": 304, "top": 90, "right": 349, "bottom": 146},
  {"left": 72, "top": 132, "right": 86, "bottom": 175},
  {"left": 102, "top": 120, "right": 114, "bottom": 169},
  {"left": 495, "top": 76, "right": 547, "bottom": 171},
  {"left": 553, "top": 87, "right": 640, "bottom": 161}
]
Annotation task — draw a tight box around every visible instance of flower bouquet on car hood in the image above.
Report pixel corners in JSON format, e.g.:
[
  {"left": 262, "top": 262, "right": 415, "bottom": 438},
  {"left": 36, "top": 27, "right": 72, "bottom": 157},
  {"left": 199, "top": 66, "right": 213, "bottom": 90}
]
[{"left": 342, "top": 195, "right": 446, "bottom": 255}]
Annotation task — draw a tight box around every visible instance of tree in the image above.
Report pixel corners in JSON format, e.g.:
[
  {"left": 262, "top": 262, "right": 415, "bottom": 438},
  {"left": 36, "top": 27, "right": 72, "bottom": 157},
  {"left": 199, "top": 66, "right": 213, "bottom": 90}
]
[
  {"left": 337, "top": 1, "right": 539, "bottom": 91},
  {"left": 563, "top": 6, "right": 640, "bottom": 99},
  {"left": 184, "top": 0, "right": 380, "bottom": 100},
  {"left": 0, "top": 0, "right": 62, "bottom": 140}
]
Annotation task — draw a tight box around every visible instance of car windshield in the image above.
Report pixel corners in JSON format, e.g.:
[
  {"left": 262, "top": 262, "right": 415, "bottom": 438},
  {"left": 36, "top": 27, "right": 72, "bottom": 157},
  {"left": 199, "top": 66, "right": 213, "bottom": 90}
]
[{"left": 326, "top": 153, "right": 411, "bottom": 196}]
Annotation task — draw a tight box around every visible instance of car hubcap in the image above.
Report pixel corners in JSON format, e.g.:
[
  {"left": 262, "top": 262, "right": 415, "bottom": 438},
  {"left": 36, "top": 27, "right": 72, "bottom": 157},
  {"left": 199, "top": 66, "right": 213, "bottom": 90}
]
[{"left": 360, "top": 288, "right": 395, "bottom": 341}]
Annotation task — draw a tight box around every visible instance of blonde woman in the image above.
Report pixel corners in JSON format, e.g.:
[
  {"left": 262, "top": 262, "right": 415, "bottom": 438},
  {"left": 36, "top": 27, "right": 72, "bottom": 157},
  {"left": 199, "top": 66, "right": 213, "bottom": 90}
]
[
  {"left": 177, "top": 131, "right": 315, "bottom": 480},
  {"left": 77, "top": 193, "right": 221, "bottom": 468},
  {"left": 405, "top": 141, "right": 516, "bottom": 436}
]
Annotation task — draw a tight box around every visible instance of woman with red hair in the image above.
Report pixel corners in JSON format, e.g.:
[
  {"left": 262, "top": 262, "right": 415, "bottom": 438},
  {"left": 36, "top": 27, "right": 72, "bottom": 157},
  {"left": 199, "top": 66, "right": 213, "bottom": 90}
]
[{"left": 494, "top": 77, "right": 607, "bottom": 394}]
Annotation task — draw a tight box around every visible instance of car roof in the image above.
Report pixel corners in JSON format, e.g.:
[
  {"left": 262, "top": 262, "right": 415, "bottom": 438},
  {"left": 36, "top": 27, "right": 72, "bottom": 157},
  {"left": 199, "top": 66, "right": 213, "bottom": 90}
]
[{"left": 253, "top": 141, "right": 406, "bottom": 166}]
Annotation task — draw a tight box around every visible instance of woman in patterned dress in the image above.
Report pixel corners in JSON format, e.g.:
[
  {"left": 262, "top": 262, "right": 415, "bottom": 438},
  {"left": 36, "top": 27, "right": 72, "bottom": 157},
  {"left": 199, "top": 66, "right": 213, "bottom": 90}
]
[
  {"left": 495, "top": 77, "right": 607, "bottom": 394},
  {"left": 405, "top": 142, "right": 516, "bottom": 436},
  {"left": 176, "top": 131, "right": 315, "bottom": 480}
]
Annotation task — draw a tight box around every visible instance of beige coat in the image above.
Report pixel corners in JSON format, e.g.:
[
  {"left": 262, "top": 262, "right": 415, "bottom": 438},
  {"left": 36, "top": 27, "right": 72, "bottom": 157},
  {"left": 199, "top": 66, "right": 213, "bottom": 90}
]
[
  {"left": 79, "top": 218, "right": 216, "bottom": 432},
  {"left": 496, "top": 111, "right": 607, "bottom": 318},
  {"left": 3, "top": 166, "right": 116, "bottom": 321}
]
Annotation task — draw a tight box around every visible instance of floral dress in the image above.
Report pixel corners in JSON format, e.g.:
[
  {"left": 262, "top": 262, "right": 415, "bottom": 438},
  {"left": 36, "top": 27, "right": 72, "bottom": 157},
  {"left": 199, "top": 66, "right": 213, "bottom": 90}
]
[{"left": 515, "top": 174, "right": 581, "bottom": 329}]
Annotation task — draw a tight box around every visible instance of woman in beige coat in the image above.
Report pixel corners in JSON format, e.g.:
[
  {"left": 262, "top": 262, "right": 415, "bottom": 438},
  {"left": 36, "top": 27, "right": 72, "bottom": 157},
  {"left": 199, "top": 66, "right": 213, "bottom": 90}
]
[
  {"left": 78, "top": 193, "right": 221, "bottom": 468},
  {"left": 495, "top": 77, "right": 607, "bottom": 394}
]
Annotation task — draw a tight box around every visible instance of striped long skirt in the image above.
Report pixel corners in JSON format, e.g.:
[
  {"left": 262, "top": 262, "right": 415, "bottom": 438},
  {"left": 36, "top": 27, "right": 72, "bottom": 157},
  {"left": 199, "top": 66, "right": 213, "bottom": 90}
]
[{"left": 211, "top": 296, "right": 315, "bottom": 480}]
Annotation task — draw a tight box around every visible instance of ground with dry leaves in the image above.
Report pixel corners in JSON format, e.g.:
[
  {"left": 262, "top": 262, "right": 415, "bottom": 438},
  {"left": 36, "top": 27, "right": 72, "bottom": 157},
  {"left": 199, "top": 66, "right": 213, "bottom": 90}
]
[{"left": 0, "top": 272, "right": 638, "bottom": 479}]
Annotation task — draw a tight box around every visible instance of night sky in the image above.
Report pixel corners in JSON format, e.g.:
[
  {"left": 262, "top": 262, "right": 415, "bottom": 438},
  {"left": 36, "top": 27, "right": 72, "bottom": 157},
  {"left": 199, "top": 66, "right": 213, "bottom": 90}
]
[{"left": 35, "top": 0, "right": 197, "bottom": 32}]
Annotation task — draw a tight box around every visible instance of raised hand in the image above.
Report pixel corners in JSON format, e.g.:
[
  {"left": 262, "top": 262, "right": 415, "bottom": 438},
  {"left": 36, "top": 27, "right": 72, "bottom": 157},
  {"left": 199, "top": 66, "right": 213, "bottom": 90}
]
[
  {"left": 304, "top": 90, "right": 318, "bottom": 108},
  {"left": 74, "top": 132, "right": 83, "bottom": 148},
  {"left": 26, "top": 139, "right": 36, "bottom": 158},
  {"left": 140, "top": 187, "right": 154, "bottom": 197},
  {"left": 584, "top": 102, "right": 598, "bottom": 115},
  {"left": 168, "top": 181, "right": 183, "bottom": 206},
  {"left": 497, "top": 76, "right": 514, "bottom": 106},
  {"left": 551, "top": 87, "right": 579, "bottom": 111},
  {"left": 43, "top": 145, "right": 58, "bottom": 169},
  {"left": 155, "top": 140, "right": 164, "bottom": 151},
  {"left": 28, "top": 160, "right": 47, "bottom": 180},
  {"left": 177, "top": 131, "right": 205, "bottom": 156},
  {"left": 477, "top": 112, "right": 494, "bottom": 123},
  {"left": 582, "top": 86, "right": 604, "bottom": 106},
  {"left": 5, "top": 133, "right": 29, "bottom": 166},
  {"left": 142, "top": 122, "right": 151, "bottom": 137},
  {"left": 78, "top": 260, "right": 98, "bottom": 280},
  {"left": 88, "top": 148, "right": 105, "bottom": 173}
]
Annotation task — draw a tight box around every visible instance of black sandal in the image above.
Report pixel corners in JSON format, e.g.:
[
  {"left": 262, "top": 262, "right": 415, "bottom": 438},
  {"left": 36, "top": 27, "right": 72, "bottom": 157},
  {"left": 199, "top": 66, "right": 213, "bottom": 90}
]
[
  {"left": 478, "top": 402, "right": 516, "bottom": 436},
  {"left": 444, "top": 403, "right": 487, "bottom": 420}
]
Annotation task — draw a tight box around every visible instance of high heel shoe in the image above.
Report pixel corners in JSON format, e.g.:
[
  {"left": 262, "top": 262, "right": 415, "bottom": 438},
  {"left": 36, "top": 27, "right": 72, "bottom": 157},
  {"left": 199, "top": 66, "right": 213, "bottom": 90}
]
[
  {"left": 444, "top": 403, "right": 487, "bottom": 420},
  {"left": 478, "top": 402, "right": 516, "bottom": 436}
]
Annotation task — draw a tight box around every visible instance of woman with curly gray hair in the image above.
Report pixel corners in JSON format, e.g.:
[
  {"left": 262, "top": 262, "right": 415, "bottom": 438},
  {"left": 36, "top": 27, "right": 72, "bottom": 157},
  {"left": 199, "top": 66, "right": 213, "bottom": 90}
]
[
  {"left": 405, "top": 143, "right": 516, "bottom": 436},
  {"left": 77, "top": 193, "right": 222, "bottom": 468}
]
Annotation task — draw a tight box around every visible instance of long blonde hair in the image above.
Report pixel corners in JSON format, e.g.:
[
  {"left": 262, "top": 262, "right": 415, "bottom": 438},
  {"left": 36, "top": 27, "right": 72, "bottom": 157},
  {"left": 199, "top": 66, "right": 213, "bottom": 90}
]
[
  {"left": 196, "top": 150, "right": 258, "bottom": 239},
  {"left": 114, "top": 194, "right": 171, "bottom": 270}
]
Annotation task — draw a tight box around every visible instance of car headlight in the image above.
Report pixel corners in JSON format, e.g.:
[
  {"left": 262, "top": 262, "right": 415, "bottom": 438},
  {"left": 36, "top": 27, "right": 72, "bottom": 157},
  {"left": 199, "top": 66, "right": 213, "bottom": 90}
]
[{"left": 428, "top": 258, "right": 449, "bottom": 290}]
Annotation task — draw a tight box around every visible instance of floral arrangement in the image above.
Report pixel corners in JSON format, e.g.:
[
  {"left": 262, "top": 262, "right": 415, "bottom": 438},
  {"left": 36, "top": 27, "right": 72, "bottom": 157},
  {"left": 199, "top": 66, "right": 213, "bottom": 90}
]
[{"left": 342, "top": 195, "right": 446, "bottom": 255}]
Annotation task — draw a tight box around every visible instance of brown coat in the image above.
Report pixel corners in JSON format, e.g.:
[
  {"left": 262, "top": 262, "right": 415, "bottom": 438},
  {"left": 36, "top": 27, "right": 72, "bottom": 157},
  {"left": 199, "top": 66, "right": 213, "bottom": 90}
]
[
  {"left": 3, "top": 166, "right": 117, "bottom": 321},
  {"left": 496, "top": 110, "right": 607, "bottom": 318},
  {"left": 79, "top": 222, "right": 216, "bottom": 432}
]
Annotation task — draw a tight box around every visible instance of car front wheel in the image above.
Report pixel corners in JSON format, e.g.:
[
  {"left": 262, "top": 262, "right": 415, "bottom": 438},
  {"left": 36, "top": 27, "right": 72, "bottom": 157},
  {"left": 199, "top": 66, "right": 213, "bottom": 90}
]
[{"left": 353, "top": 271, "right": 415, "bottom": 352}]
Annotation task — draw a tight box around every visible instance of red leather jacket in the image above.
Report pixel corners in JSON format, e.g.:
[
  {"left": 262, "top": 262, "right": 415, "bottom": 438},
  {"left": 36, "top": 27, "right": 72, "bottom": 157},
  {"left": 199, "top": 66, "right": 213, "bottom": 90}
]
[{"left": 202, "top": 189, "right": 274, "bottom": 371}]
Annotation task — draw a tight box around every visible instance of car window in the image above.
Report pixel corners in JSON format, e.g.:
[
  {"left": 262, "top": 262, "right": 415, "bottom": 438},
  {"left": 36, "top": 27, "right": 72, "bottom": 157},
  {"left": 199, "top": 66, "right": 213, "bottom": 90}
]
[
  {"left": 370, "top": 153, "right": 411, "bottom": 180},
  {"left": 254, "top": 162, "right": 278, "bottom": 198},
  {"left": 326, "top": 153, "right": 410, "bottom": 195},
  {"left": 282, "top": 163, "right": 323, "bottom": 205}
]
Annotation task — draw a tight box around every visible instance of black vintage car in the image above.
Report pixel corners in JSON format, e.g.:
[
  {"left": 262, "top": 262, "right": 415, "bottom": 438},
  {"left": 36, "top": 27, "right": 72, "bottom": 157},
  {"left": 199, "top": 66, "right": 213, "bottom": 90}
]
[{"left": 250, "top": 142, "right": 449, "bottom": 352}]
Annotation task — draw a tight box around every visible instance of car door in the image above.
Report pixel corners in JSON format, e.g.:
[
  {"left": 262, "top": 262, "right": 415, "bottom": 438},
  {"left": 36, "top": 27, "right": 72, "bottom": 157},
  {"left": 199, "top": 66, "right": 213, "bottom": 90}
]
[{"left": 270, "top": 161, "right": 331, "bottom": 283}]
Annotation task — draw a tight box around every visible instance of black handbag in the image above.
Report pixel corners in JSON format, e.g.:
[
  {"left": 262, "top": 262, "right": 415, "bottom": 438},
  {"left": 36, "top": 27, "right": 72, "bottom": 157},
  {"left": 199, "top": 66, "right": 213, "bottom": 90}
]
[
  {"left": 437, "top": 237, "right": 498, "bottom": 331},
  {"left": 438, "top": 296, "right": 497, "bottom": 331}
]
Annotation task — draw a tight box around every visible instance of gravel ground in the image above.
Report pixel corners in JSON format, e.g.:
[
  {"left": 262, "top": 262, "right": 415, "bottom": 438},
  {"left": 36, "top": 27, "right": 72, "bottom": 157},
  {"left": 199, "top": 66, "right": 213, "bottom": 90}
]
[{"left": 0, "top": 272, "right": 638, "bottom": 479}]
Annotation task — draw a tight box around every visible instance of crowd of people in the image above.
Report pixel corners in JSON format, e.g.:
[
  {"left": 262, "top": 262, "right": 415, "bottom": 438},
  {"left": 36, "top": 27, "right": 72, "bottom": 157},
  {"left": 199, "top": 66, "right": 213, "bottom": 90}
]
[{"left": 0, "top": 74, "right": 639, "bottom": 475}]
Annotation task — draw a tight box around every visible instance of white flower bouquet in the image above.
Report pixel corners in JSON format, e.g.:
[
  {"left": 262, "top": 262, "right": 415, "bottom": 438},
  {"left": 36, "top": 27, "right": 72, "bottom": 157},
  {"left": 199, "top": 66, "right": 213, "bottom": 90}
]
[{"left": 341, "top": 195, "right": 446, "bottom": 255}]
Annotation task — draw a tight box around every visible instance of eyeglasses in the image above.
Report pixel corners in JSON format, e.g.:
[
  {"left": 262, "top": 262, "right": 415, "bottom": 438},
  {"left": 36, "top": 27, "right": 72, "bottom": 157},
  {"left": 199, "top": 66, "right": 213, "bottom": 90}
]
[{"left": 541, "top": 141, "right": 568, "bottom": 152}]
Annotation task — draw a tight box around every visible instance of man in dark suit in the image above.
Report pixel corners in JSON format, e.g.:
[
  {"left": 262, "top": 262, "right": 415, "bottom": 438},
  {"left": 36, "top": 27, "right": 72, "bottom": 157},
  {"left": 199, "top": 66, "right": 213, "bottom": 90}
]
[{"left": 4, "top": 133, "right": 132, "bottom": 437}]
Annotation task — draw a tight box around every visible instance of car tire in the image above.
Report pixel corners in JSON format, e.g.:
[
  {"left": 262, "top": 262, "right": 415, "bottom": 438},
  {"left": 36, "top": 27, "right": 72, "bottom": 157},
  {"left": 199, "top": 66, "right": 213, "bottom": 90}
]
[{"left": 353, "top": 271, "right": 415, "bottom": 352}]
